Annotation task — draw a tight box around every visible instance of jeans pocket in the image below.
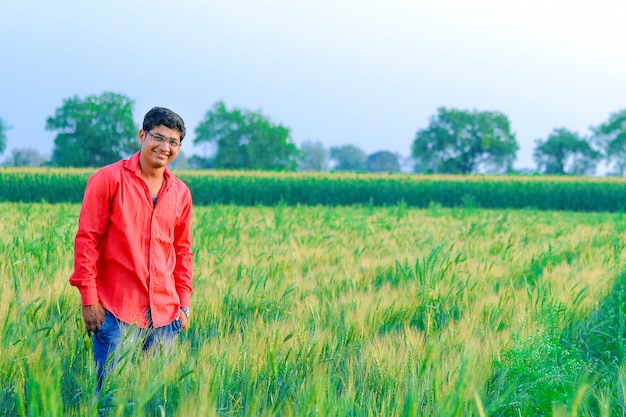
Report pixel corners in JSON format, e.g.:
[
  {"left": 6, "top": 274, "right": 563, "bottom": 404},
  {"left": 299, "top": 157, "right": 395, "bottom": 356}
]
[
  {"left": 172, "top": 318, "right": 182, "bottom": 334},
  {"left": 95, "top": 310, "right": 117, "bottom": 341}
]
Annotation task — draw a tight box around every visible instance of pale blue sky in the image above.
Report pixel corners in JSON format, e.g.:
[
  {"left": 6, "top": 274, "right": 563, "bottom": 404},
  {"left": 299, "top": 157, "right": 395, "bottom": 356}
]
[{"left": 1, "top": 0, "right": 625, "bottom": 170}]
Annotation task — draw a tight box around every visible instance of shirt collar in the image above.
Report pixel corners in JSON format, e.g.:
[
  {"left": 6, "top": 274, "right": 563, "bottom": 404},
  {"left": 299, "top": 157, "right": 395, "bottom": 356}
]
[{"left": 124, "top": 151, "right": 172, "bottom": 182}]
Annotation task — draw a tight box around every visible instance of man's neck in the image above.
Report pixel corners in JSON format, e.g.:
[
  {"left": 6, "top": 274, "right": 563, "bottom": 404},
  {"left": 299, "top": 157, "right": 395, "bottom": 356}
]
[{"left": 139, "top": 160, "right": 166, "bottom": 181}]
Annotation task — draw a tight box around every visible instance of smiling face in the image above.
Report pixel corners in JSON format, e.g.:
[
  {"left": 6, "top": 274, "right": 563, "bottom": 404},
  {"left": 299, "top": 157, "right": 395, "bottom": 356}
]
[{"left": 138, "top": 125, "right": 182, "bottom": 171}]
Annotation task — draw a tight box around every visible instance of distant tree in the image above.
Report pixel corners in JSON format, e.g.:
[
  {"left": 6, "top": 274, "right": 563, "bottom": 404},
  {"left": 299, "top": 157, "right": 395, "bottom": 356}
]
[
  {"left": 411, "top": 107, "right": 519, "bottom": 174},
  {"left": 533, "top": 128, "right": 600, "bottom": 175},
  {"left": 591, "top": 108, "right": 626, "bottom": 175},
  {"left": 46, "top": 92, "right": 138, "bottom": 167},
  {"left": 194, "top": 101, "right": 299, "bottom": 171},
  {"left": 329, "top": 144, "right": 367, "bottom": 171},
  {"left": 187, "top": 155, "right": 215, "bottom": 170},
  {"left": 3, "top": 148, "right": 47, "bottom": 167},
  {"left": 0, "top": 117, "right": 10, "bottom": 155},
  {"left": 367, "top": 151, "right": 400, "bottom": 172},
  {"left": 299, "top": 140, "right": 329, "bottom": 171}
]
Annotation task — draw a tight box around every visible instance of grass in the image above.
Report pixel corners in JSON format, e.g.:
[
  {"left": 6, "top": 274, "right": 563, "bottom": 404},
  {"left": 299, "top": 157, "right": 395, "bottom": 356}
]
[{"left": 1, "top": 202, "right": 625, "bottom": 416}]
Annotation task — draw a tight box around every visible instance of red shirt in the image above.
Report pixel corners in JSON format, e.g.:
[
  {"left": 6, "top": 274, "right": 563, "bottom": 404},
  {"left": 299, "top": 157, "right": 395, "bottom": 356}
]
[{"left": 69, "top": 152, "right": 193, "bottom": 328}]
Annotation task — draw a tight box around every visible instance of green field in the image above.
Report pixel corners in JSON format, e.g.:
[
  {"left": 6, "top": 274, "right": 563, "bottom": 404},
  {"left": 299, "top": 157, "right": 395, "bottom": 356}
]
[
  {"left": 2, "top": 202, "right": 626, "bottom": 416},
  {"left": 4, "top": 167, "right": 626, "bottom": 212}
]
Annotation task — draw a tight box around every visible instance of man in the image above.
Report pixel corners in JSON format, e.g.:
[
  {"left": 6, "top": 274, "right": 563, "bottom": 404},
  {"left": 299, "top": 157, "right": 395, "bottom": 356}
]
[{"left": 69, "top": 106, "right": 193, "bottom": 391}]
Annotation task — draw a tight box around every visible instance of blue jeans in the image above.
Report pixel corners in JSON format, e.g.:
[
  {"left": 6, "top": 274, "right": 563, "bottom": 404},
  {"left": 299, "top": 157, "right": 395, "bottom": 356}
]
[{"left": 93, "top": 310, "right": 181, "bottom": 393}]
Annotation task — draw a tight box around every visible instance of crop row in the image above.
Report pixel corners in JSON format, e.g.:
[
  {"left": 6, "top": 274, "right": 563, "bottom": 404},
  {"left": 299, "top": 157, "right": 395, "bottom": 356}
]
[{"left": 2, "top": 168, "right": 626, "bottom": 211}]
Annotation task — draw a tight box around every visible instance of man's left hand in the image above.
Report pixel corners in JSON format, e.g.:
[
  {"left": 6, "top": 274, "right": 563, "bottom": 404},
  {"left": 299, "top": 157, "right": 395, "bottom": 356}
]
[{"left": 178, "top": 309, "right": 189, "bottom": 330}]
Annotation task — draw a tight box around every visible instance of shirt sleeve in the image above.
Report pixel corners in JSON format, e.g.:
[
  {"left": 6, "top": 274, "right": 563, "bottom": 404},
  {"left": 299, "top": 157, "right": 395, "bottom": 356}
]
[
  {"left": 173, "top": 188, "right": 194, "bottom": 307},
  {"left": 69, "top": 169, "right": 115, "bottom": 306}
]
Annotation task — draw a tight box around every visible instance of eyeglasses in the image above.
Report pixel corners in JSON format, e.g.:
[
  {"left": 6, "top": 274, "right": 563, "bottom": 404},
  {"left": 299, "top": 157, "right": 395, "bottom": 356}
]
[{"left": 144, "top": 131, "right": 181, "bottom": 148}]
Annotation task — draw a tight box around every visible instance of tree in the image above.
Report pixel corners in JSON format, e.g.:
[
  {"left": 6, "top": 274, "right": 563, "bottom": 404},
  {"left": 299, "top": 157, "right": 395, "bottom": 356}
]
[
  {"left": 0, "top": 117, "right": 10, "bottom": 155},
  {"left": 299, "top": 140, "right": 329, "bottom": 171},
  {"left": 187, "top": 155, "right": 215, "bottom": 170},
  {"left": 194, "top": 101, "right": 299, "bottom": 171},
  {"left": 367, "top": 151, "right": 400, "bottom": 172},
  {"left": 411, "top": 107, "right": 519, "bottom": 174},
  {"left": 329, "top": 144, "right": 367, "bottom": 171},
  {"left": 46, "top": 92, "right": 138, "bottom": 167},
  {"left": 3, "top": 148, "right": 47, "bottom": 167},
  {"left": 592, "top": 108, "right": 626, "bottom": 175},
  {"left": 533, "top": 128, "right": 600, "bottom": 175}
]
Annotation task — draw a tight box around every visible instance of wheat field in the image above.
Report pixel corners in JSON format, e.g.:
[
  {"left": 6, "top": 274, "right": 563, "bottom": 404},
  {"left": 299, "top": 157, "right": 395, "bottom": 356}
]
[{"left": 1, "top": 202, "right": 625, "bottom": 416}]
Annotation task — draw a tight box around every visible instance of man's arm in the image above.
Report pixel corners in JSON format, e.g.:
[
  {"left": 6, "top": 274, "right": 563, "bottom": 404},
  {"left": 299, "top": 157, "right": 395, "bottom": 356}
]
[
  {"left": 173, "top": 190, "right": 193, "bottom": 330},
  {"left": 69, "top": 170, "right": 115, "bottom": 329}
]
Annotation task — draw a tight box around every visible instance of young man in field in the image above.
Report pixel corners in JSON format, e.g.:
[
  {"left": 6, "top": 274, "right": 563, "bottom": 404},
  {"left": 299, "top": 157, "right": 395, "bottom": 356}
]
[{"left": 69, "top": 106, "right": 193, "bottom": 392}]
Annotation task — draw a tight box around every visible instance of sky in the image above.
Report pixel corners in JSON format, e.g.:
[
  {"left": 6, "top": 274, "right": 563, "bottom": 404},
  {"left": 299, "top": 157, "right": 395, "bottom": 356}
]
[{"left": 1, "top": 0, "right": 625, "bottom": 171}]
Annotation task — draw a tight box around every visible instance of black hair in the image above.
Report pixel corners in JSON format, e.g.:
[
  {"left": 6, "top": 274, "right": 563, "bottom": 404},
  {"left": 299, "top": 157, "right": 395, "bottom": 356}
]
[{"left": 142, "top": 107, "right": 186, "bottom": 141}]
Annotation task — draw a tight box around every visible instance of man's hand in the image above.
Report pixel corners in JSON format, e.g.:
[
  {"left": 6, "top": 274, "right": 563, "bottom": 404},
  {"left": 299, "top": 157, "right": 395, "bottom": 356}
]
[
  {"left": 82, "top": 304, "right": 106, "bottom": 333},
  {"left": 178, "top": 309, "right": 189, "bottom": 331}
]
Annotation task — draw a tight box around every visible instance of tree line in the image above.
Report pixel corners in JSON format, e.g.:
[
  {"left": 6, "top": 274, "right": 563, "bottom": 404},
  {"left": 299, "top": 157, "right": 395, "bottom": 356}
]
[{"left": 1, "top": 91, "right": 625, "bottom": 175}]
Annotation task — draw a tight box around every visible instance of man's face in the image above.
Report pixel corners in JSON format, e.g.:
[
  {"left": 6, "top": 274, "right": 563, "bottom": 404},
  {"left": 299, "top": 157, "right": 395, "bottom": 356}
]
[{"left": 138, "top": 126, "right": 182, "bottom": 169}]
